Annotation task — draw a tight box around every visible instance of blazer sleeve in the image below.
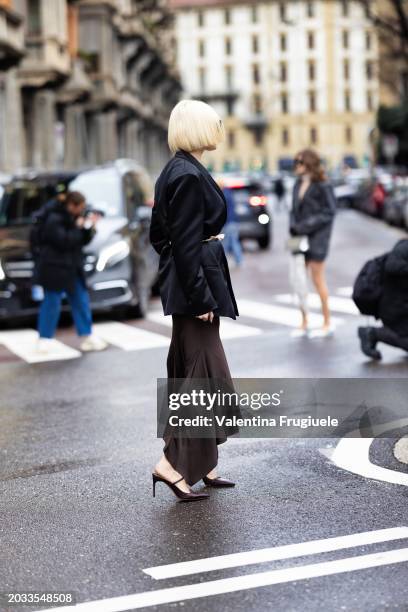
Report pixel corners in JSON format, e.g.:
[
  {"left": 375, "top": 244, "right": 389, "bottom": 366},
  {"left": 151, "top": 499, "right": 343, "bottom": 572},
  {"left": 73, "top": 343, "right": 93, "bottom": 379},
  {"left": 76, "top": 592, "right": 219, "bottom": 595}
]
[
  {"left": 292, "top": 183, "right": 336, "bottom": 236},
  {"left": 42, "top": 213, "right": 94, "bottom": 251},
  {"left": 167, "top": 172, "right": 218, "bottom": 315}
]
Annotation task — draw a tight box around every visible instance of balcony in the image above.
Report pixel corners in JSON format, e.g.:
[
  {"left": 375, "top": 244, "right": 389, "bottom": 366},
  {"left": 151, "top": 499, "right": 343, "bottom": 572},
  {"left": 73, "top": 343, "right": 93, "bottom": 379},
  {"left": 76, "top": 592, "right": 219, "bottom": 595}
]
[{"left": 0, "top": 3, "right": 24, "bottom": 70}]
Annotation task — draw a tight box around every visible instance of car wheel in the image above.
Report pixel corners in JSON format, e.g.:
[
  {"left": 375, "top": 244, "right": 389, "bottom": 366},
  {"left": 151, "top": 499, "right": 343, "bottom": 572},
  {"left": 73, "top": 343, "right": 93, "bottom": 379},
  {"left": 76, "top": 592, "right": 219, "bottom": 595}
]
[{"left": 258, "top": 235, "right": 270, "bottom": 250}]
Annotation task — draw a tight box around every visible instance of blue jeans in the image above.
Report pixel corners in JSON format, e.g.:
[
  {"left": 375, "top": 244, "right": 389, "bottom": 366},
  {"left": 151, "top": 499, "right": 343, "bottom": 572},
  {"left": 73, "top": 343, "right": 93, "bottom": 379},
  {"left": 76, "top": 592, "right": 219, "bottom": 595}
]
[
  {"left": 223, "top": 222, "right": 243, "bottom": 265},
  {"left": 38, "top": 277, "right": 92, "bottom": 339}
]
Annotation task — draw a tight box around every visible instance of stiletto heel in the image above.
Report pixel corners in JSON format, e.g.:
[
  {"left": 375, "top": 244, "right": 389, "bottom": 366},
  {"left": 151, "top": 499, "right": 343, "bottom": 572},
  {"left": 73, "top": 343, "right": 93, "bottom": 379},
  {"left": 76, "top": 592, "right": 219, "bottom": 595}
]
[{"left": 151, "top": 472, "right": 209, "bottom": 502}]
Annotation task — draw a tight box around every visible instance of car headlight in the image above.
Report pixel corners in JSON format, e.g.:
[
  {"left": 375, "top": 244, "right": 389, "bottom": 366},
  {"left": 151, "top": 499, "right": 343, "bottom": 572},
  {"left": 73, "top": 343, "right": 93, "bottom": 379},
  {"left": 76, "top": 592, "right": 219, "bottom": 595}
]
[
  {"left": 258, "top": 214, "right": 269, "bottom": 225},
  {"left": 96, "top": 240, "right": 130, "bottom": 272},
  {"left": 0, "top": 260, "right": 5, "bottom": 281}
]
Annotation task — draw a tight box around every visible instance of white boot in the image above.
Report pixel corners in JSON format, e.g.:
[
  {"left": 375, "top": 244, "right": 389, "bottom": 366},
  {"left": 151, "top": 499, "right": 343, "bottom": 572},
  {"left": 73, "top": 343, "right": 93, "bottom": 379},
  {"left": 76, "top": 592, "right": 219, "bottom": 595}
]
[{"left": 80, "top": 335, "right": 108, "bottom": 352}]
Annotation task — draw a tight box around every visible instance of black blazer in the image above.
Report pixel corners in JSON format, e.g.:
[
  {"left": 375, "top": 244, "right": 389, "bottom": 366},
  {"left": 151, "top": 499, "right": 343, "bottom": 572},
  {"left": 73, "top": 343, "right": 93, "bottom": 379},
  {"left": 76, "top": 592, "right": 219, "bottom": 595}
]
[
  {"left": 37, "top": 202, "right": 95, "bottom": 293},
  {"left": 150, "top": 150, "right": 238, "bottom": 319},
  {"left": 290, "top": 180, "right": 336, "bottom": 261}
]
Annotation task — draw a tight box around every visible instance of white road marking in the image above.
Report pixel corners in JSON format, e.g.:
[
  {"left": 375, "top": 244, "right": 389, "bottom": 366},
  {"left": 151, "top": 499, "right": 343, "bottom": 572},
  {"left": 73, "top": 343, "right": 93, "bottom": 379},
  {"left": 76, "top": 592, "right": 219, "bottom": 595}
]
[
  {"left": 144, "top": 527, "right": 408, "bottom": 579},
  {"left": 237, "top": 299, "right": 343, "bottom": 328},
  {"left": 93, "top": 322, "right": 169, "bottom": 351},
  {"left": 275, "top": 293, "right": 359, "bottom": 315},
  {"left": 35, "top": 546, "right": 408, "bottom": 612},
  {"left": 323, "top": 418, "right": 408, "bottom": 487},
  {"left": 336, "top": 286, "right": 353, "bottom": 297},
  {"left": 147, "top": 311, "right": 262, "bottom": 339},
  {"left": 0, "top": 330, "right": 80, "bottom": 363}
]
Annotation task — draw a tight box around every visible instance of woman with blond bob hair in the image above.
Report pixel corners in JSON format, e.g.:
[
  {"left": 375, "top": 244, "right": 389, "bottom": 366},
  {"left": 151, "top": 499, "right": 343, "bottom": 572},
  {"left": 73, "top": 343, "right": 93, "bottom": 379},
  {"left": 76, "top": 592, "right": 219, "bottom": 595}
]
[
  {"left": 290, "top": 149, "right": 336, "bottom": 337},
  {"left": 150, "top": 100, "right": 239, "bottom": 502}
]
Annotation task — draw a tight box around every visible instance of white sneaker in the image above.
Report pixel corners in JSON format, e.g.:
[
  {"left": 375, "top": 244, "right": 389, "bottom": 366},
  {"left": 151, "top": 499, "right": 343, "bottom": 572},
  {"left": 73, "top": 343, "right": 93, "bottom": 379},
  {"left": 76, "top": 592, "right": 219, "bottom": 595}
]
[
  {"left": 290, "top": 328, "right": 309, "bottom": 338},
  {"left": 36, "top": 338, "right": 55, "bottom": 354},
  {"left": 80, "top": 335, "right": 108, "bottom": 352},
  {"left": 308, "top": 326, "right": 335, "bottom": 339}
]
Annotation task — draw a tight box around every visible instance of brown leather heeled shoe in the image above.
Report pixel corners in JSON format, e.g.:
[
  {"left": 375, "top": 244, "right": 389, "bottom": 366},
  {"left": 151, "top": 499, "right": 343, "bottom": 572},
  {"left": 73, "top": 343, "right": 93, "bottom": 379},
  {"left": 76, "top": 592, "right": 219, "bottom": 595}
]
[
  {"left": 202, "top": 476, "right": 235, "bottom": 487},
  {"left": 152, "top": 473, "right": 209, "bottom": 502}
]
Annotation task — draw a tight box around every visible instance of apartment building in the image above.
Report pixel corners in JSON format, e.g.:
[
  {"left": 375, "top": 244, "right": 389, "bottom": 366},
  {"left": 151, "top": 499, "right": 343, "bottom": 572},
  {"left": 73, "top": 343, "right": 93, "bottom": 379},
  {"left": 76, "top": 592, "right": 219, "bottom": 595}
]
[{"left": 171, "top": 0, "right": 381, "bottom": 171}]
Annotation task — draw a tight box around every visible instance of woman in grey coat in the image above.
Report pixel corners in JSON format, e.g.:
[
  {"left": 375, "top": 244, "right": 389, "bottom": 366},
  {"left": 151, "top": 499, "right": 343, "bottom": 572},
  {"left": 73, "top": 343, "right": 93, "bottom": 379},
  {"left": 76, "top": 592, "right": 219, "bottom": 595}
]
[{"left": 290, "top": 149, "right": 336, "bottom": 336}]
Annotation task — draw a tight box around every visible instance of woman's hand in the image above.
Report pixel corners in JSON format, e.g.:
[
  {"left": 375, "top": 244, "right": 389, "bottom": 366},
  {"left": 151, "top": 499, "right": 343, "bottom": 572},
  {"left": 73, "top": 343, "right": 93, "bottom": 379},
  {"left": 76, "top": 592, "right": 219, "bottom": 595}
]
[{"left": 196, "top": 311, "right": 214, "bottom": 323}]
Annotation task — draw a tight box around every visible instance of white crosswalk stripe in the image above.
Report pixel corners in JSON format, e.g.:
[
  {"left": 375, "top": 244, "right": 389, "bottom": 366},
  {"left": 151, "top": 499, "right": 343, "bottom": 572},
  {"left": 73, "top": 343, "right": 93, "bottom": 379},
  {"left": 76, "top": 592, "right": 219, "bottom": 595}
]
[
  {"left": 93, "top": 322, "right": 169, "bottom": 350},
  {"left": 147, "top": 311, "right": 262, "bottom": 339},
  {"left": 0, "top": 293, "right": 361, "bottom": 363},
  {"left": 274, "top": 293, "right": 359, "bottom": 315},
  {"left": 0, "top": 330, "right": 81, "bottom": 363},
  {"left": 237, "top": 299, "right": 344, "bottom": 328}
]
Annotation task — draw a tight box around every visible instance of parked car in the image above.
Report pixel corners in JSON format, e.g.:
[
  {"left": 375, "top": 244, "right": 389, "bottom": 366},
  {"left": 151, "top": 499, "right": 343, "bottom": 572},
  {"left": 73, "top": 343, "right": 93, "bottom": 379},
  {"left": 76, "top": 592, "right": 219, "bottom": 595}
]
[
  {"left": 0, "top": 160, "right": 157, "bottom": 322},
  {"left": 383, "top": 179, "right": 408, "bottom": 227},
  {"left": 215, "top": 174, "right": 272, "bottom": 249}
]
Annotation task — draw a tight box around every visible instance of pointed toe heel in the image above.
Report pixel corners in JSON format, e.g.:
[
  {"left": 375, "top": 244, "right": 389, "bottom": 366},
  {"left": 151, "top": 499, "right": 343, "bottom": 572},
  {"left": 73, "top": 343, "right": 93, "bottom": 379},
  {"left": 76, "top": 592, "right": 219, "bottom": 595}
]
[{"left": 202, "top": 476, "right": 235, "bottom": 488}]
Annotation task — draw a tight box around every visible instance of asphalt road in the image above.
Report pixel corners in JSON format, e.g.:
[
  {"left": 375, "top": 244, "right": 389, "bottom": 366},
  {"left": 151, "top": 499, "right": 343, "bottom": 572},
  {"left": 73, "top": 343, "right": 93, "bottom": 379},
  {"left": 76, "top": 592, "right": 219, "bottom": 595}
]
[{"left": 1, "top": 207, "right": 408, "bottom": 612}]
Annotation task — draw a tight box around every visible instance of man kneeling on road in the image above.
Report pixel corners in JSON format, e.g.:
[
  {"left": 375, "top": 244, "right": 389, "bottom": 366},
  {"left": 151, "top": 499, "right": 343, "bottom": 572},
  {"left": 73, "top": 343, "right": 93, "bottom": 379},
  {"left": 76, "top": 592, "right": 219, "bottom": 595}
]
[{"left": 35, "top": 190, "right": 107, "bottom": 354}]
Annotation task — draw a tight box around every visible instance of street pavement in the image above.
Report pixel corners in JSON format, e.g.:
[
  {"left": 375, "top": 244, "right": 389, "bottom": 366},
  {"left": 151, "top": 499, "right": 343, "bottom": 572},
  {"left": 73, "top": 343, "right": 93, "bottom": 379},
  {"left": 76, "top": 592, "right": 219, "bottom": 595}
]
[{"left": 1, "top": 207, "right": 408, "bottom": 612}]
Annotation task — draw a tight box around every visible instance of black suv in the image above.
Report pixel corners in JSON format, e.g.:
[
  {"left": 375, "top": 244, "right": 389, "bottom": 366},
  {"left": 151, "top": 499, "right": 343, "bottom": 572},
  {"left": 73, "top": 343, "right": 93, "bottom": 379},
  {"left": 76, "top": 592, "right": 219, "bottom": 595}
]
[{"left": 0, "top": 160, "right": 158, "bottom": 321}]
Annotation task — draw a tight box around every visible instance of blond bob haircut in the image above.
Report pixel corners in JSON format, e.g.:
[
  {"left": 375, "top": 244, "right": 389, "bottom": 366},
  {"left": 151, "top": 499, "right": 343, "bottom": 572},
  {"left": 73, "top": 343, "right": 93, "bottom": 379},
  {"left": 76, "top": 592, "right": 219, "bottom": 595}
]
[{"left": 168, "top": 99, "right": 225, "bottom": 154}]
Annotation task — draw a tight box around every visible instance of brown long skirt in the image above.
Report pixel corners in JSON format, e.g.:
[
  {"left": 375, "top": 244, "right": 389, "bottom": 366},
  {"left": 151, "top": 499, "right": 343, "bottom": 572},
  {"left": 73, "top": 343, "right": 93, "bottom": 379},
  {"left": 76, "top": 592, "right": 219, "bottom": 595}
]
[{"left": 163, "top": 315, "right": 238, "bottom": 486}]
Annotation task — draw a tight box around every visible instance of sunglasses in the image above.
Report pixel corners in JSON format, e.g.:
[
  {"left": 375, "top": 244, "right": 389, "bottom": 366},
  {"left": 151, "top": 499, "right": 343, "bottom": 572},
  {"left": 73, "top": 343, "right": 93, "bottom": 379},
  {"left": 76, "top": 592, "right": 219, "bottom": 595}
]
[{"left": 294, "top": 158, "right": 304, "bottom": 166}]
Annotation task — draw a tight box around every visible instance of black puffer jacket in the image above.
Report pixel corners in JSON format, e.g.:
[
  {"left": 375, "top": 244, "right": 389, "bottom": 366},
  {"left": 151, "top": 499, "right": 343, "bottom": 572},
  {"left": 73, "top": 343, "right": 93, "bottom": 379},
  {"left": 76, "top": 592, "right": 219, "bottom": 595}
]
[
  {"left": 290, "top": 180, "right": 336, "bottom": 261},
  {"left": 37, "top": 202, "right": 95, "bottom": 293},
  {"left": 379, "top": 239, "right": 408, "bottom": 336}
]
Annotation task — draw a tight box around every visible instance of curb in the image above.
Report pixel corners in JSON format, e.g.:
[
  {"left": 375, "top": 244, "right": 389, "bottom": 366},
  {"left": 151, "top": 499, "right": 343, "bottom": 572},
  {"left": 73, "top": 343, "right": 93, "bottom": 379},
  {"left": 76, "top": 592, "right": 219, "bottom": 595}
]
[{"left": 394, "top": 437, "right": 408, "bottom": 465}]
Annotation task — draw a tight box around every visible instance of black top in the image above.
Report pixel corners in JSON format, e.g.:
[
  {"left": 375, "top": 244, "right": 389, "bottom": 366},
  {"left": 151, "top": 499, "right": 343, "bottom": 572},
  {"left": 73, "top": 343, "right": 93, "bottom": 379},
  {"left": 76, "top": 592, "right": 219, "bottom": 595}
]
[
  {"left": 37, "top": 201, "right": 95, "bottom": 293},
  {"left": 150, "top": 150, "right": 239, "bottom": 318},
  {"left": 290, "top": 179, "right": 336, "bottom": 261}
]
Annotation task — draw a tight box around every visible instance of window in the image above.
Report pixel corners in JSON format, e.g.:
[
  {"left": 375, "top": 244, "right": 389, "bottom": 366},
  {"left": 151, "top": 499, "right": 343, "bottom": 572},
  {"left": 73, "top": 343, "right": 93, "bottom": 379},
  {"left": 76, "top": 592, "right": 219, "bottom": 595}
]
[
  {"left": 279, "top": 2, "right": 287, "bottom": 21},
  {"left": 342, "top": 30, "right": 349, "bottom": 49},
  {"left": 307, "top": 31, "right": 315, "bottom": 50},
  {"left": 282, "top": 127, "right": 290, "bottom": 146},
  {"left": 280, "top": 33, "right": 287, "bottom": 52},
  {"left": 366, "top": 60, "right": 374, "bottom": 80},
  {"left": 228, "top": 131, "right": 235, "bottom": 148},
  {"left": 281, "top": 92, "right": 288, "bottom": 113},
  {"left": 252, "top": 64, "right": 260, "bottom": 85},
  {"left": 307, "top": 2, "right": 315, "bottom": 18},
  {"left": 367, "top": 91, "right": 374, "bottom": 111},
  {"left": 225, "top": 65, "right": 233, "bottom": 89},
  {"left": 345, "top": 90, "right": 351, "bottom": 111},
  {"left": 345, "top": 125, "right": 353, "bottom": 144},
  {"left": 224, "top": 8, "right": 231, "bottom": 25},
  {"left": 310, "top": 127, "right": 318, "bottom": 144},
  {"left": 198, "top": 39, "right": 205, "bottom": 58},
  {"left": 251, "top": 5, "right": 258, "bottom": 23},
  {"left": 199, "top": 67, "right": 206, "bottom": 91},
  {"left": 27, "top": 0, "right": 41, "bottom": 35},
  {"left": 308, "top": 60, "right": 316, "bottom": 81},
  {"left": 253, "top": 94, "right": 262, "bottom": 114},
  {"left": 280, "top": 61, "right": 287, "bottom": 82},
  {"left": 365, "top": 31, "right": 372, "bottom": 50},
  {"left": 343, "top": 59, "right": 350, "bottom": 80},
  {"left": 225, "top": 37, "right": 232, "bottom": 55},
  {"left": 309, "top": 90, "right": 317, "bottom": 112},
  {"left": 252, "top": 35, "right": 259, "bottom": 54},
  {"left": 341, "top": 0, "right": 349, "bottom": 17},
  {"left": 198, "top": 10, "right": 204, "bottom": 27}
]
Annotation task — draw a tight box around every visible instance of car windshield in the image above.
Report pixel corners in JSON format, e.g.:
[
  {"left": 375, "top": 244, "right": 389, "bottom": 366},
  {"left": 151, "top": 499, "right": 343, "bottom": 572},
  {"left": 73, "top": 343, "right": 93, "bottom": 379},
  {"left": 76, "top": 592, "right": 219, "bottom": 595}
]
[
  {"left": 0, "top": 169, "right": 122, "bottom": 226},
  {"left": 0, "top": 181, "right": 63, "bottom": 226},
  {"left": 69, "top": 169, "right": 122, "bottom": 217}
]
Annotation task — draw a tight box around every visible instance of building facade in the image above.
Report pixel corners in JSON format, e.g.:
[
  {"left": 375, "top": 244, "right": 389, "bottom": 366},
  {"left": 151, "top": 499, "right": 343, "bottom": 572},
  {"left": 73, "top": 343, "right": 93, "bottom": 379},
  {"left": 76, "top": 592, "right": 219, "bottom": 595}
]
[
  {"left": 0, "top": 0, "right": 181, "bottom": 176},
  {"left": 171, "top": 0, "right": 381, "bottom": 171}
]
